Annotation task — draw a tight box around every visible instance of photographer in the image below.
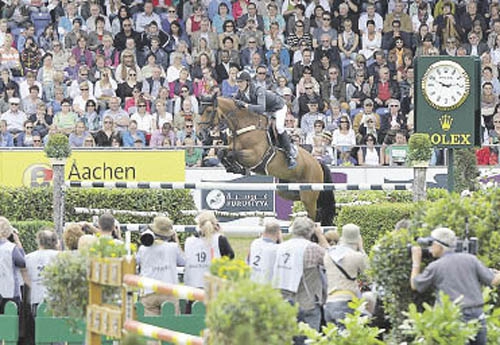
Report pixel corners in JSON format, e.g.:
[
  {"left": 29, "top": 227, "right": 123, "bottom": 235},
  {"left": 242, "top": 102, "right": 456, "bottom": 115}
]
[
  {"left": 323, "top": 224, "right": 370, "bottom": 328},
  {"left": 272, "top": 217, "right": 328, "bottom": 345},
  {"left": 0, "top": 216, "right": 25, "bottom": 313},
  {"left": 137, "top": 216, "right": 185, "bottom": 316},
  {"left": 411, "top": 227, "right": 500, "bottom": 345},
  {"left": 248, "top": 219, "right": 282, "bottom": 285}
]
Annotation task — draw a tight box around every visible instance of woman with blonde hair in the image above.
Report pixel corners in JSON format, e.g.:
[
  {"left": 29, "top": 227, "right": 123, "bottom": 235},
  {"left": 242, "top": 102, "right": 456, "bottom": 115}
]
[
  {"left": 183, "top": 211, "right": 235, "bottom": 289},
  {"left": 115, "top": 50, "right": 142, "bottom": 83}
]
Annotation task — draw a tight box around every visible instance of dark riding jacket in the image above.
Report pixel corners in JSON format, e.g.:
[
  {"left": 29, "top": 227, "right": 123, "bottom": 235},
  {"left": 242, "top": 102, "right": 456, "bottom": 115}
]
[{"left": 235, "top": 83, "right": 285, "bottom": 115}]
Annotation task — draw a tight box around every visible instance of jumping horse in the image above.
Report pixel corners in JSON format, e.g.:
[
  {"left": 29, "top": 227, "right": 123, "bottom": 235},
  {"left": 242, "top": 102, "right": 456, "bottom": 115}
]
[{"left": 199, "top": 97, "right": 335, "bottom": 226}]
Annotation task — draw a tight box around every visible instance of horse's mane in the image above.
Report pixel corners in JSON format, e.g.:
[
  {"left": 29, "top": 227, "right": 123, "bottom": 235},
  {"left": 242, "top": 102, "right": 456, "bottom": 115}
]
[{"left": 217, "top": 97, "right": 268, "bottom": 122}]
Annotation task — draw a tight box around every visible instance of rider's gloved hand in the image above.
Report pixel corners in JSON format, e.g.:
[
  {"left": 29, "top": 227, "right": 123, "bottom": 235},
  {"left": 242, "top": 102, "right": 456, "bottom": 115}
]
[{"left": 235, "top": 100, "right": 247, "bottom": 109}]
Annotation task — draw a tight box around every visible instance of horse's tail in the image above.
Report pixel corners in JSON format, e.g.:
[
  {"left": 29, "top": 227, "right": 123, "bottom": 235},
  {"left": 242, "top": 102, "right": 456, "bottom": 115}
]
[{"left": 316, "top": 162, "right": 336, "bottom": 226}]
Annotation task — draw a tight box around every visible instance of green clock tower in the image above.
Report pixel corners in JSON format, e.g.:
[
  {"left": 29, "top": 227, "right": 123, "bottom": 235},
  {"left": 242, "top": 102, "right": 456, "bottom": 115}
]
[{"left": 415, "top": 56, "right": 481, "bottom": 147}]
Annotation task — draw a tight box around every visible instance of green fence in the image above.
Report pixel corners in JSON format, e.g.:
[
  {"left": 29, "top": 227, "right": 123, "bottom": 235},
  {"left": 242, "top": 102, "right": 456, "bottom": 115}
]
[
  {"left": 0, "top": 301, "right": 18, "bottom": 345},
  {"left": 0, "top": 301, "right": 206, "bottom": 345}
]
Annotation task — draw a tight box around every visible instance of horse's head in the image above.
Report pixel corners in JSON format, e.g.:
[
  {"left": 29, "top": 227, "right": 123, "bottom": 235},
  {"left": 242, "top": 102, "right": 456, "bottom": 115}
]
[{"left": 198, "top": 96, "right": 238, "bottom": 142}]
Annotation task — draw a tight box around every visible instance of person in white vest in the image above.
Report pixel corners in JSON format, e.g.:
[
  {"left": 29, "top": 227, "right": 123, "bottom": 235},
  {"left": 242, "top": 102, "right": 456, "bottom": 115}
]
[
  {"left": 272, "top": 216, "right": 329, "bottom": 342},
  {"left": 137, "top": 216, "right": 185, "bottom": 316},
  {"left": 0, "top": 216, "right": 26, "bottom": 313},
  {"left": 323, "top": 223, "right": 369, "bottom": 327},
  {"left": 184, "top": 211, "right": 235, "bottom": 290},
  {"left": 248, "top": 220, "right": 282, "bottom": 285},
  {"left": 25, "top": 230, "right": 60, "bottom": 313}
]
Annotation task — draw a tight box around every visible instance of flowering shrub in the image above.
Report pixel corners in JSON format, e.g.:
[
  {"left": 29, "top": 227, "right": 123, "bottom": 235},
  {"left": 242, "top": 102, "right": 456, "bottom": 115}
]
[
  {"left": 88, "top": 234, "right": 136, "bottom": 258},
  {"left": 209, "top": 256, "right": 250, "bottom": 281}
]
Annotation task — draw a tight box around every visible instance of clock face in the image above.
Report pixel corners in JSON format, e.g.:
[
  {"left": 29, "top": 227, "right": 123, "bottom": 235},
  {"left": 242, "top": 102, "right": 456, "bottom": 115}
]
[{"left": 421, "top": 60, "right": 471, "bottom": 111}]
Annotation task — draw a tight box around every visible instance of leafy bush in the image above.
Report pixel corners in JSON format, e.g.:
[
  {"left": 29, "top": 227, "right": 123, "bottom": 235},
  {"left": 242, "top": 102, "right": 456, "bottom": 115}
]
[
  {"left": 453, "top": 148, "right": 480, "bottom": 193},
  {"left": 369, "top": 228, "right": 434, "bottom": 343},
  {"left": 206, "top": 279, "right": 298, "bottom": 345},
  {"left": 209, "top": 257, "right": 250, "bottom": 281},
  {"left": 42, "top": 252, "right": 89, "bottom": 320},
  {"left": 299, "top": 298, "right": 384, "bottom": 345},
  {"left": 407, "top": 133, "right": 433, "bottom": 165},
  {"left": 337, "top": 203, "right": 417, "bottom": 252},
  {"left": 44, "top": 133, "right": 72, "bottom": 159},
  {"left": 412, "top": 188, "right": 500, "bottom": 267},
  {"left": 400, "top": 292, "right": 480, "bottom": 345}
]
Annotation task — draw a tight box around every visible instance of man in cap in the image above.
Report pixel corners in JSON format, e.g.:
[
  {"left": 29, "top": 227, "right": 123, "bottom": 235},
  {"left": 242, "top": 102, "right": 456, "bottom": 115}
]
[
  {"left": 411, "top": 227, "right": 500, "bottom": 345},
  {"left": 248, "top": 220, "right": 282, "bottom": 285},
  {"left": 235, "top": 71, "right": 298, "bottom": 169},
  {"left": 273, "top": 217, "right": 329, "bottom": 343},
  {"left": 1, "top": 98, "right": 28, "bottom": 135},
  {"left": 323, "top": 223, "right": 369, "bottom": 327},
  {"left": 137, "top": 216, "right": 185, "bottom": 315}
]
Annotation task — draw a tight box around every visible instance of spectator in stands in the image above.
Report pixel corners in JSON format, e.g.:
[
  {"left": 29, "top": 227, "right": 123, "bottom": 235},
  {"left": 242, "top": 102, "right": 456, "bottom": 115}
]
[
  {"left": 338, "top": 18, "right": 359, "bottom": 63},
  {"left": 359, "top": 3, "right": 383, "bottom": 35},
  {"left": 313, "top": 11, "right": 338, "bottom": 49},
  {"left": 248, "top": 220, "right": 282, "bottom": 285},
  {"left": 359, "top": 20, "right": 382, "bottom": 63},
  {"left": 161, "top": 6, "right": 185, "bottom": 34},
  {"left": 94, "top": 116, "right": 118, "bottom": 147},
  {"left": 0, "top": 216, "right": 26, "bottom": 312},
  {"left": 383, "top": 1, "right": 412, "bottom": 33},
  {"left": 212, "top": 3, "right": 234, "bottom": 34},
  {"left": 458, "top": 2, "right": 487, "bottom": 39},
  {"left": 69, "top": 121, "right": 90, "bottom": 147},
  {"left": 15, "top": 120, "right": 37, "bottom": 147},
  {"left": 346, "top": 71, "right": 371, "bottom": 114},
  {"left": 488, "top": 113, "right": 500, "bottom": 161},
  {"left": 383, "top": 129, "right": 408, "bottom": 166},
  {"left": 301, "top": 104, "right": 326, "bottom": 142},
  {"left": 130, "top": 98, "right": 154, "bottom": 137},
  {"left": 371, "top": 66, "right": 401, "bottom": 111},
  {"left": 21, "top": 85, "right": 42, "bottom": 118},
  {"left": 332, "top": 115, "right": 356, "bottom": 153},
  {"left": 83, "top": 134, "right": 96, "bottom": 147},
  {"left": 380, "top": 98, "right": 407, "bottom": 140},
  {"left": 1, "top": 97, "right": 28, "bottom": 134},
  {"left": 221, "top": 66, "right": 239, "bottom": 97},
  {"left": 117, "top": 68, "right": 142, "bottom": 104},
  {"left": 122, "top": 120, "right": 146, "bottom": 147},
  {"left": 152, "top": 99, "right": 173, "bottom": 130},
  {"left": 0, "top": 120, "right": 14, "bottom": 147},
  {"left": 320, "top": 65, "right": 346, "bottom": 105},
  {"left": 150, "top": 122, "right": 176, "bottom": 148},
  {"left": 382, "top": 19, "right": 412, "bottom": 51},
  {"left": 30, "top": 103, "right": 51, "bottom": 138},
  {"left": 464, "top": 31, "right": 489, "bottom": 56},
  {"left": 356, "top": 111, "right": 381, "bottom": 145},
  {"left": 73, "top": 82, "right": 97, "bottom": 116},
  {"left": 114, "top": 18, "right": 142, "bottom": 53},
  {"left": 237, "top": 2, "right": 264, "bottom": 31},
  {"left": 357, "top": 133, "right": 382, "bottom": 166},
  {"left": 53, "top": 98, "right": 78, "bottom": 135},
  {"left": 88, "top": 17, "right": 112, "bottom": 52},
  {"left": 273, "top": 216, "right": 328, "bottom": 343}
]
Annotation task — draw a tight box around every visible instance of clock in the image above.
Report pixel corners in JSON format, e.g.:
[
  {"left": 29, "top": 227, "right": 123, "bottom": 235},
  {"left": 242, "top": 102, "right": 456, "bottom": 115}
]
[{"left": 421, "top": 60, "right": 471, "bottom": 111}]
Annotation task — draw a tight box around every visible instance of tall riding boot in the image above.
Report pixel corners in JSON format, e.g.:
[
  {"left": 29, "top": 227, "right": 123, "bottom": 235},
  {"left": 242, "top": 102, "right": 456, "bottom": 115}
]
[{"left": 278, "top": 132, "right": 298, "bottom": 169}]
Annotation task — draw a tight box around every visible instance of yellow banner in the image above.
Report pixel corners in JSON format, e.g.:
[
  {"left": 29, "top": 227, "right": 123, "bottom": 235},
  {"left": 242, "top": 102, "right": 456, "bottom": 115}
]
[{"left": 0, "top": 150, "right": 185, "bottom": 187}]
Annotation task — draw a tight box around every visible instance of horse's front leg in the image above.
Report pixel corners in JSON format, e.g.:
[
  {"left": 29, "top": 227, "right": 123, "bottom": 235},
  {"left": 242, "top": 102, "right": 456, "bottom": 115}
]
[{"left": 300, "top": 190, "right": 319, "bottom": 222}]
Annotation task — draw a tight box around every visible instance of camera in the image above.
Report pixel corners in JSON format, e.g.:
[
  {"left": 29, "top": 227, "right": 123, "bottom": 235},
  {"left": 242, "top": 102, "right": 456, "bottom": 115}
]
[
  {"left": 408, "top": 236, "right": 479, "bottom": 258},
  {"left": 140, "top": 228, "right": 155, "bottom": 246}
]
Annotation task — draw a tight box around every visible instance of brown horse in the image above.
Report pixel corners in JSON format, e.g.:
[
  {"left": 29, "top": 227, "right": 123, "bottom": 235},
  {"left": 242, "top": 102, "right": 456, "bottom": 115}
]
[{"left": 199, "top": 97, "right": 335, "bottom": 226}]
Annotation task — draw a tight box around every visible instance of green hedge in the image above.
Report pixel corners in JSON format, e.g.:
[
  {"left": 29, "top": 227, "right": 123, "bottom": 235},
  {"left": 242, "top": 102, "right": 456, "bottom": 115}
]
[
  {"left": 0, "top": 187, "right": 195, "bottom": 224},
  {"left": 336, "top": 202, "right": 417, "bottom": 252},
  {"left": 13, "top": 221, "right": 54, "bottom": 254}
]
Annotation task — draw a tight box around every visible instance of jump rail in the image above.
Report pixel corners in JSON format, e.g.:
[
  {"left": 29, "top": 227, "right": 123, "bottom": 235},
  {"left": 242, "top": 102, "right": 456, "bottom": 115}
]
[
  {"left": 118, "top": 224, "right": 338, "bottom": 234},
  {"left": 123, "top": 274, "right": 205, "bottom": 302},
  {"left": 124, "top": 320, "right": 203, "bottom": 345},
  {"left": 67, "top": 181, "right": 412, "bottom": 191},
  {"left": 74, "top": 207, "right": 168, "bottom": 217}
]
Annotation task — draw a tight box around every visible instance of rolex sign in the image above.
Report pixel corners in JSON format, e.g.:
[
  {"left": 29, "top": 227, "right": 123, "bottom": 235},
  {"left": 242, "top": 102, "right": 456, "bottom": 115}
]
[{"left": 414, "top": 56, "right": 481, "bottom": 148}]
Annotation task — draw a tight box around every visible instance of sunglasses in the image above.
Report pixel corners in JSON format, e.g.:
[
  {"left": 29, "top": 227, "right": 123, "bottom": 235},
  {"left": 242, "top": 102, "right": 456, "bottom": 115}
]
[
  {"left": 340, "top": 121, "right": 349, "bottom": 123},
  {"left": 138, "top": 104, "right": 146, "bottom": 107},
  {"left": 257, "top": 72, "right": 266, "bottom": 75},
  {"left": 104, "top": 121, "right": 113, "bottom": 124},
  {"left": 390, "top": 104, "right": 399, "bottom": 107},
  {"left": 33, "top": 139, "right": 41, "bottom": 142},
  {"left": 80, "top": 88, "right": 89, "bottom": 91},
  {"left": 26, "top": 126, "right": 33, "bottom": 129},
  {"left": 494, "top": 121, "right": 500, "bottom": 123},
  {"left": 129, "top": 74, "right": 137, "bottom": 76},
  {"left": 186, "top": 125, "right": 193, "bottom": 128},
  {"left": 305, "top": 87, "right": 312, "bottom": 90}
]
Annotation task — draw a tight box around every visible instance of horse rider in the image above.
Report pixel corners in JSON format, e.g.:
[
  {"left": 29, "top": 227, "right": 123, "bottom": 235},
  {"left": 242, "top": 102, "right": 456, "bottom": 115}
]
[{"left": 234, "top": 71, "right": 298, "bottom": 169}]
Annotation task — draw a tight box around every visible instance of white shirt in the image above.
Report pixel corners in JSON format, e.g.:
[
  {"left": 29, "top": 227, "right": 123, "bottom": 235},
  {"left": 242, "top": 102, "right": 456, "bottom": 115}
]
[{"left": 130, "top": 112, "right": 154, "bottom": 133}]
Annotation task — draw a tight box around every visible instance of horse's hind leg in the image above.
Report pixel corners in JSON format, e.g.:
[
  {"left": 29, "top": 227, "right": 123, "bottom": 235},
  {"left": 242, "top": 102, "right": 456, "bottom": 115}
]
[{"left": 300, "top": 190, "right": 319, "bottom": 221}]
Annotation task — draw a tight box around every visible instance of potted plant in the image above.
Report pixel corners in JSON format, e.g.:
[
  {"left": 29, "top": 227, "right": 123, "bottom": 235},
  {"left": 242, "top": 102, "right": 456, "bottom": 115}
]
[
  {"left": 44, "top": 133, "right": 72, "bottom": 163},
  {"left": 407, "top": 133, "right": 433, "bottom": 167}
]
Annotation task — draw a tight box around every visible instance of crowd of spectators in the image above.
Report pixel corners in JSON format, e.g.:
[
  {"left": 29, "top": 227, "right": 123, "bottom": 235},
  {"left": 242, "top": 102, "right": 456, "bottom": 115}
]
[{"left": 0, "top": 0, "right": 498, "bottom": 166}]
